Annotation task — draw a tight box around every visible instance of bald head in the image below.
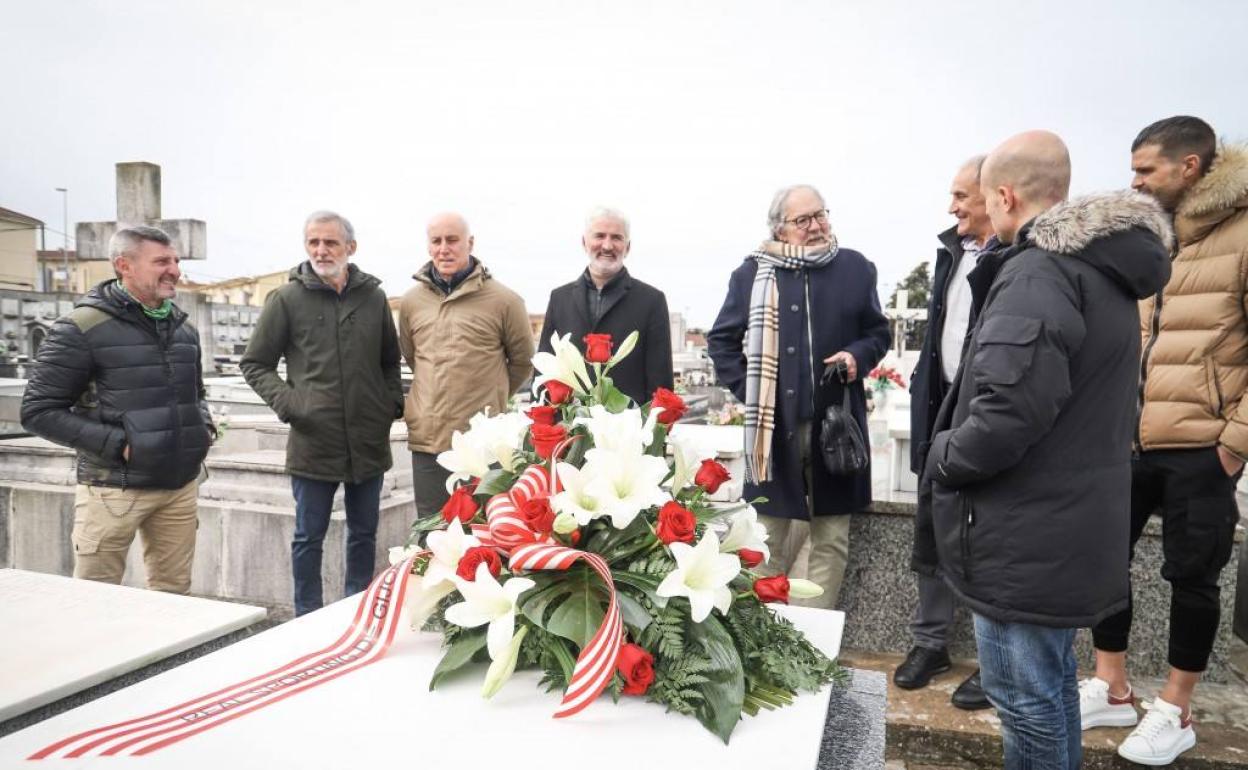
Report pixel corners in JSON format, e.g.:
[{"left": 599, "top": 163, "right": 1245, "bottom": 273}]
[
  {"left": 981, "top": 130, "right": 1071, "bottom": 243},
  {"left": 426, "top": 211, "right": 474, "bottom": 280}
]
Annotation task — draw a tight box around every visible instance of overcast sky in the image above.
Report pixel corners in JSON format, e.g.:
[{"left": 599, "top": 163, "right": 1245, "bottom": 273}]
[{"left": 3, "top": 0, "right": 1246, "bottom": 327}]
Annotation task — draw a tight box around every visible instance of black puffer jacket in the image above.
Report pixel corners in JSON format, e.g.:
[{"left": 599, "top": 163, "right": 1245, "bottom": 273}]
[
  {"left": 21, "top": 281, "right": 214, "bottom": 489},
  {"left": 916, "top": 191, "right": 1172, "bottom": 628}
]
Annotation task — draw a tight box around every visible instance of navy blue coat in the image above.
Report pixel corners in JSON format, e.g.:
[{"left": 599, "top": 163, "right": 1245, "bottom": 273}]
[{"left": 707, "top": 249, "right": 891, "bottom": 518}]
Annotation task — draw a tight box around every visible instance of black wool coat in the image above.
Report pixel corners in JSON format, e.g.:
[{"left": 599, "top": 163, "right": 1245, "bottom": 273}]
[
  {"left": 21, "top": 281, "right": 213, "bottom": 489},
  {"left": 537, "top": 268, "right": 673, "bottom": 406},
  {"left": 707, "top": 249, "right": 891, "bottom": 519}
]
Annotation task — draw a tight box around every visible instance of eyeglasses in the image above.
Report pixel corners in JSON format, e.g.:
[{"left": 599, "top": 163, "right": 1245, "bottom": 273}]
[{"left": 784, "top": 209, "right": 830, "bottom": 230}]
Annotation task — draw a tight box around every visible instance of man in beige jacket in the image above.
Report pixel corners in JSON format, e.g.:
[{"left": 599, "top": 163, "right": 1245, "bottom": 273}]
[
  {"left": 1082, "top": 116, "right": 1248, "bottom": 766},
  {"left": 398, "top": 212, "right": 534, "bottom": 517}
]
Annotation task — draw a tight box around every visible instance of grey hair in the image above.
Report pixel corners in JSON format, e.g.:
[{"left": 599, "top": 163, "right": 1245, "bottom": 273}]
[
  {"left": 109, "top": 224, "right": 172, "bottom": 262},
  {"left": 962, "top": 154, "right": 988, "bottom": 184},
  {"left": 304, "top": 210, "right": 355, "bottom": 242},
  {"left": 767, "top": 184, "right": 825, "bottom": 237},
  {"left": 584, "top": 206, "right": 630, "bottom": 239}
]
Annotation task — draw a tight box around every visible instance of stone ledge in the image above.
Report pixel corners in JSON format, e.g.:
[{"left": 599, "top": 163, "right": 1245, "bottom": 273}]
[{"left": 844, "top": 651, "right": 1248, "bottom": 770}]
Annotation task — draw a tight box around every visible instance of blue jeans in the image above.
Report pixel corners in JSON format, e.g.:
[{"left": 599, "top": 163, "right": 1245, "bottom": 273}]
[
  {"left": 974, "top": 614, "right": 1081, "bottom": 770},
  {"left": 291, "top": 474, "right": 383, "bottom": 617}
]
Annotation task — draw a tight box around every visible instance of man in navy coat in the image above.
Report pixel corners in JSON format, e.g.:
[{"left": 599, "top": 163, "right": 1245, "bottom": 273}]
[{"left": 708, "top": 184, "right": 890, "bottom": 607}]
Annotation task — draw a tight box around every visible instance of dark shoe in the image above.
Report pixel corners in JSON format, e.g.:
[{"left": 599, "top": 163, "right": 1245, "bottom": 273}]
[
  {"left": 893, "top": 646, "right": 952, "bottom": 689},
  {"left": 951, "top": 669, "right": 992, "bottom": 710}
]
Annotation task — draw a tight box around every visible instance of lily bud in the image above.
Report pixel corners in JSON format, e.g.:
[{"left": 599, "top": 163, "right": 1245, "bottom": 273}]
[
  {"left": 788, "top": 578, "right": 824, "bottom": 600},
  {"left": 552, "top": 511, "right": 579, "bottom": 535},
  {"left": 482, "top": 626, "right": 528, "bottom": 699}
]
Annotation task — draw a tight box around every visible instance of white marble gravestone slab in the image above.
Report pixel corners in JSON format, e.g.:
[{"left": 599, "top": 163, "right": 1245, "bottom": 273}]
[
  {"left": 0, "top": 589, "right": 844, "bottom": 769},
  {"left": 0, "top": 569, "right": 266, "bottom": 723}
]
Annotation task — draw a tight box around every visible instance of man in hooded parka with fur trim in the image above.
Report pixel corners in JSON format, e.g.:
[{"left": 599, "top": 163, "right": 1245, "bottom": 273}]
[{"left": 917, "top": 130, "right": 1172, "bottom": 770}]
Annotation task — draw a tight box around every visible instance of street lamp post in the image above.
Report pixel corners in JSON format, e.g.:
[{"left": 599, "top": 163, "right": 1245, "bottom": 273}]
[{"left": 54, "top": 187, "right": 68, "bottom": 293}]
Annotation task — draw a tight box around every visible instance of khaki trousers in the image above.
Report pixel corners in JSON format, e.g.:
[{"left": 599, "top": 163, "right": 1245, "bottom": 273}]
[
  {"left": 758, "top": 513, "right": 851, "bottom": 609},
  {"left": 71, "top": 479, "right": 199, "bottom": 594}
]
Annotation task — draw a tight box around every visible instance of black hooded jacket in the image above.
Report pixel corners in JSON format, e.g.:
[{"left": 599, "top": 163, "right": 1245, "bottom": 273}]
[
  {"left": 914, "top": 191, "right": 1173, "bottom": 628},
  {"left": 21, "top": 280, "right": 214, "bottom": 489}
]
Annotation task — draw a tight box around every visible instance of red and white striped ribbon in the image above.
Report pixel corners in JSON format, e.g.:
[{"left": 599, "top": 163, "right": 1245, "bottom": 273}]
[
  {"left": 29, "top": 557, "right": 416, "bottom": 760},
  {"left": 508, "top": 543, "right": 623, "bottom": 718},
  {"left": 484, "top": 464, "right": 555, "bottom": 550}
]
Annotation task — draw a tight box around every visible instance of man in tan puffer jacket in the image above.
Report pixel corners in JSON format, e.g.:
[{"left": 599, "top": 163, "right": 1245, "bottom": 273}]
[{"left": 1083, "top": 116, "right": 1248, "bottom": 766}]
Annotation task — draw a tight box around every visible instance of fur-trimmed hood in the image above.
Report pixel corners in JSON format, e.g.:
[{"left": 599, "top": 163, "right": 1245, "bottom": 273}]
[
  {"left": 1030, "top": 190, "right": 1173, "bottom": 300},
  {"left": 1178, "top": 143, "right": 1248, "bottom": 219}
]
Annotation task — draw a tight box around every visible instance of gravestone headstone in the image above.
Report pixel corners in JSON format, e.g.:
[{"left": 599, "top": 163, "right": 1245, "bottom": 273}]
[{"left": 75, "top": 162, "right": 206, "bottom": 262}]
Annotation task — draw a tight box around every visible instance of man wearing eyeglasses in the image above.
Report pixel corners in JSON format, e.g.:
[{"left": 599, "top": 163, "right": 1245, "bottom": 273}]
[{"left": 708, "top": 185, "right": 891, "bottom": 607}]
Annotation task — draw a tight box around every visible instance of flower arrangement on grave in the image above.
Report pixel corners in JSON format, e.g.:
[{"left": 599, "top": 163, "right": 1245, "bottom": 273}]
[
  {"left": 707, "top": 401, "right": 747, "bottom": 427},
  {"left": 865, "top": 365, "right": 906, "bottom": 394},
  {"left": 390, "top": 331, "right": 843, "bottom": 743}
]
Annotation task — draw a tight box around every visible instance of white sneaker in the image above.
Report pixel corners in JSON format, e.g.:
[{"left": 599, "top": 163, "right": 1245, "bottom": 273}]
[
  {"left": 1117, "top": 697, "right": 1196, "bottom": 766},
  {"left": 1079, "top": 677, "right": 1138, "bottom": 730}
]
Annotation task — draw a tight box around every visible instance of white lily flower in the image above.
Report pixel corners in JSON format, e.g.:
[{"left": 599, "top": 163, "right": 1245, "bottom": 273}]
[
  {"left": 718, "top": 504, "right": 771, "bottom": 564},
  {"left": 532, "top": 332, "right": 592, "bottom": 396},
  {"left": 444, "top": 563, "right": 535, "bottom": 660},
  {"left": 550, "top": 462, "right": 608, "bottom": 526},
  {"left": 667, "top": 428, "right": 718, "bottom": 491},
  {"left": 574, "top": 405, "right": 660, "bottom": 454},
  {"left": 481, "top": 625, "right": 528, "bottom": 699},
  {"left": 582, "top": 447, "right": 670, "bottom": 529},
  {"left": 606, "top": 330, "right": 640, "bottom": 368},
  {"left": 436, "top": 429, "right": 493, "bottom": 491},
  {"left": 656, "top": 531, "right": 742, "bottom": 623},
  {"left": 404, "top": 574, "right": 455, "bottom": 632},
  {"left": 465, "top": 410, "right": 531, "bottom": 472},
  {"left": 388, "top": 543, "right": 421, "bottom": 566},
  {"left": 789, "top": 578, "right": 824, "bottom": 600},
  {"left": 423, "top": 519, "right": 481, "bottom": 591}
]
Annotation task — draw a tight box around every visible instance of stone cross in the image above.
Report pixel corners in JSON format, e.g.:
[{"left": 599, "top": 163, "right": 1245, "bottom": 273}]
[
  {"left": 75, "top": 162, "right": 206, "bottom": 261},
  {"left": 886, "top": 289, "right": 927, "bottom": 356}
]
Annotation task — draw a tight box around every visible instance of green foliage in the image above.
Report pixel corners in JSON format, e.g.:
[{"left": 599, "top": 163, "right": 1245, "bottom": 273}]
[
  {"left": 724, "top": 597, "right": 843, "bottom": 697},
  {"left": 408, "top": 510, "right": 447, "bottom": 539},
  {"left": 647, "top": 654, "right": 711, "bottom": 716},
  {"left": 637, "top": 600, "right": 686, "bottom": 660},
  {"left": 476, "top": 467, "right": 519, "bottom": 497},
  {"left": 429, "top": 627, "right": 487, "bottom": 690},
  {"left": 519, "top": 622, "right": 575, "bottom": 692},
  {"left": 684, "top": 613, "right": 745, "bottom": 743}
]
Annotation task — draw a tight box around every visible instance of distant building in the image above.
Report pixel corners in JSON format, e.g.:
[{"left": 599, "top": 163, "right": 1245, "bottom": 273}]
[
  {"left": 0, "top": 207, "right": 44, "bottom": 292},
  {"left": 180, "top": 270, "right": 287, "bottom": 307}
]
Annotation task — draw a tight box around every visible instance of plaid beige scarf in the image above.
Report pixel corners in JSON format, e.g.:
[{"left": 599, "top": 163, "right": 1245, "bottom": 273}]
[{"left": 743, "top": 237, "right": 838, "bottom": 483}]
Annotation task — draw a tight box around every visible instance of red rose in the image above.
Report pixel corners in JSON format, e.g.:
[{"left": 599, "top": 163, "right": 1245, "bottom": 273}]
[
  {"left": 530, "top": 423, "right": 568, "bottom": 460},
  {"left": 738, "top": 548, "right": 765, "bottom": 569},
  {"left": 753, "top": 574, "right": 790, "bottom": 604},
  {"left": 694, "top": 459, "right": 731, "bottom": 494},
  {"left": 521, "top": 496, "right": 556, "bottom": 535},
  {"left": 526, "top": 404, "right": 559, "bottom": 426},
  {"left": 583, "top": 333, "right": 613, "bottom": 364},
  {"left": 617, "top": 643, "right": 655, "bottom": 695},
  {"left": 455, "top": 546, "right": 502, "bottom": 581},
  {"left": 441, "top": 483, "right": 479, "bottom": 524},
  {"left": 544, "top": 379, "right": 573, "bottom": 405},
  {"left": 651, "top": 387, "right": 687, "bottom": 425},
  {"left": 655, "top": 500, "right": 697, "bottom": 545}
]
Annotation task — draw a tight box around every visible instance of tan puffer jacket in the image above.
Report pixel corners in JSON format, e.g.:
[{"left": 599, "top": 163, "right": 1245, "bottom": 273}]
[
  {"left": 398, "top": 261, "right": 534, "bottom": 454},
  {"left": 1139, "top": 144, "right": 1248, "bottom": 458}
]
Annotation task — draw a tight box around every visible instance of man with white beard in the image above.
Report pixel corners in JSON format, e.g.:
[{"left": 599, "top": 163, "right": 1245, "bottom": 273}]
[{"left": 242, "top": 210, "right": 405, "bottom": 616}]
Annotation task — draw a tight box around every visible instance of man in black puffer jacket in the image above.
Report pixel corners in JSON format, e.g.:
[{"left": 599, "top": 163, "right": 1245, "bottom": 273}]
[
  {"left": 21, "top": 225, "right": 213, "bottom": 594},
  {"left": 916, "top": 131, "right": 1172, "bottom": 770}
]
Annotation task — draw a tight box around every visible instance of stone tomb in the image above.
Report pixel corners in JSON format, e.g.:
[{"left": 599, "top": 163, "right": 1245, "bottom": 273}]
[
  {"left": 0, "top": 568, "right": 265, "bottom": 732},
  {"left": 0, "top": 596, "right": 883, "bottom": 769}
]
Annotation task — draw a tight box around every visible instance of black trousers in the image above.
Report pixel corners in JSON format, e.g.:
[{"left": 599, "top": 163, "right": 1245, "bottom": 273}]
[
  {"left": 411, "top": 451, "right": 451, "bottom": 519},
  {"left": 1091, "top": 447, "right": 1240, "bottom": 672}
]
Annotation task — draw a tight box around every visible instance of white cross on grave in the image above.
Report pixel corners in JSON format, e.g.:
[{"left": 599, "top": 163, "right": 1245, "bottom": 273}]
[
  {"left": 75, "top": 162, "right": 207, "bottom": 261},
  {"left": 885, "top": 289, "right": 927, "bottom": 356}
]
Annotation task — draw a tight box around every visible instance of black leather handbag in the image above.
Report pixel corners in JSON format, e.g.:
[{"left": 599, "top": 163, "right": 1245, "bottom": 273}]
[{"left": 818, "top": 362, "right": 869, "bottom": 476}]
